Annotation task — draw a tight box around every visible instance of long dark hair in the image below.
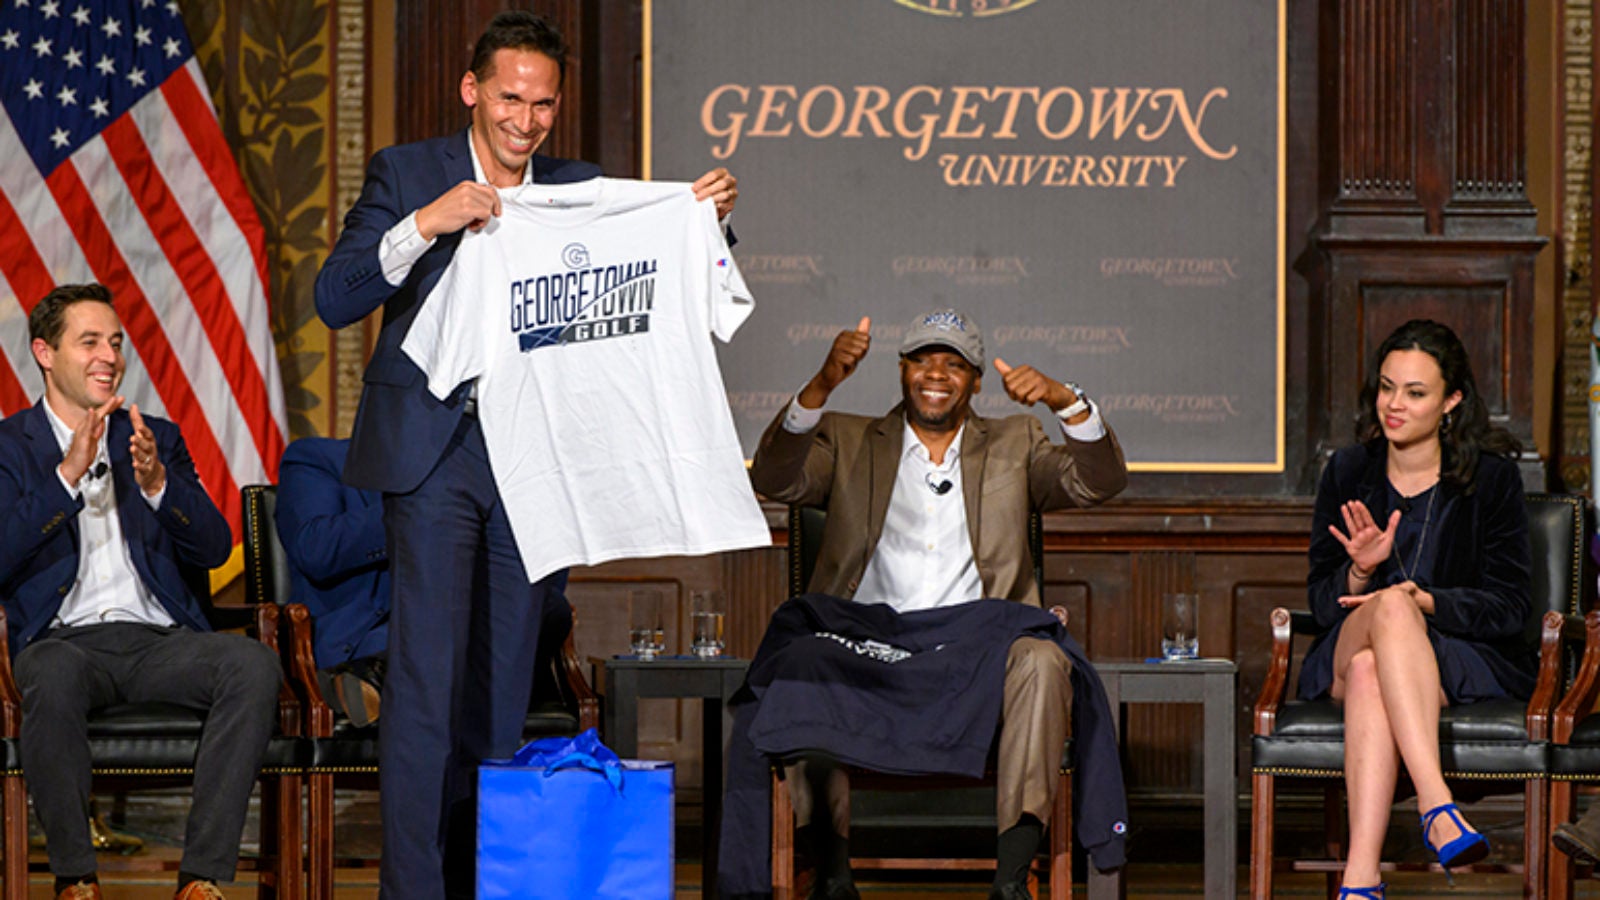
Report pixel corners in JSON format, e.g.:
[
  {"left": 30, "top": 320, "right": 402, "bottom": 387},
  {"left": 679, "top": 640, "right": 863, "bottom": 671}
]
[{"left": 1354, "top": 319, "right": 1519, "bottom": 491}]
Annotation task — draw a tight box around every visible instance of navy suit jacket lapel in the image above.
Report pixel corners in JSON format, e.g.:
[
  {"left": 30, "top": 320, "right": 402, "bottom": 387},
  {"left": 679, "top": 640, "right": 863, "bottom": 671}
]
[
  {"left": 440, "top": 130, "right": 475, "bottom": 187},
  {"left": 104, "top": 412, "right": 146, "bottom": 554},
  {"left": 23, "top": 402, "right": 79, "bottom": 553}
]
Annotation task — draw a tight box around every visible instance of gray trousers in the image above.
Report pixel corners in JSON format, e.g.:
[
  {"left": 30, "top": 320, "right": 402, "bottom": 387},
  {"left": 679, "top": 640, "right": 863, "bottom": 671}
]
[
  {"left": 15, "top": 623, "right": 281, "bottom": 881},
  {"left": 788, "top": 635, "right": 1073, "bottom": 834}
]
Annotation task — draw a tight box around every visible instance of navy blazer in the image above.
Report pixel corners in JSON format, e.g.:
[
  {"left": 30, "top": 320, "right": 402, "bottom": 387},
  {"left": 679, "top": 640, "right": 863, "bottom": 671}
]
[
  {"left": 0, "top": 403, "right": 230, "bottom": 652},
  {"left": 1303, "top": 439, "right": 1536, "bottom": 698},
  {"left": 275, "top": 438, "right": 388, "bottom": 668},
  {"left": 313, "top": 131, "right": 602, "bottom": 494}
]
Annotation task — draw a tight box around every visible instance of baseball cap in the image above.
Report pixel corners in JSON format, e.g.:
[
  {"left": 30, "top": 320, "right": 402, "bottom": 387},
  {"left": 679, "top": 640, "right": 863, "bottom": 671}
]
[{"left": 898, "top": 308, "right": 984, "bottom": 370}]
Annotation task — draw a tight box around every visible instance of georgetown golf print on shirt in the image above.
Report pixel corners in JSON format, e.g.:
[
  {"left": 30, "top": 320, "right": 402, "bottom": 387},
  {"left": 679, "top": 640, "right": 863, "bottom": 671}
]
[{"left": 403, "top": 178, "right": 769, "bottom": 582}]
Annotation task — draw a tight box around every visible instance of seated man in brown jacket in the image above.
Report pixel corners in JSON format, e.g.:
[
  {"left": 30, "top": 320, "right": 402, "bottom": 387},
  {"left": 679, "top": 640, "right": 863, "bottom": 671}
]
[{"left": 746, "top": 308, "right": 1127, "bottom": 900}]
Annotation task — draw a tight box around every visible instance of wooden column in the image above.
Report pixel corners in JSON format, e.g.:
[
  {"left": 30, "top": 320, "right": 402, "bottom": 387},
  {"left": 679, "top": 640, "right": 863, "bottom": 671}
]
[{"left": 1308, "top": 0, "right": 1546, "bottom": 481}]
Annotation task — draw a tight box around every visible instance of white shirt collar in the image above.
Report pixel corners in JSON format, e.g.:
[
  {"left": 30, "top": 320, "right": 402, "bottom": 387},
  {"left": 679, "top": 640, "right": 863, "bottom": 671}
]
[{"left": 901, "top": 419, "right": 964, "bottom": 471}]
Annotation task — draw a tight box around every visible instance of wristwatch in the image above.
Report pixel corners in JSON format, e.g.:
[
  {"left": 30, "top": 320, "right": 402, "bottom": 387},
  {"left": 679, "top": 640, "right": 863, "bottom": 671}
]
[{"left": 1058, "top": 382, "right": 1090, "bottom": 420}]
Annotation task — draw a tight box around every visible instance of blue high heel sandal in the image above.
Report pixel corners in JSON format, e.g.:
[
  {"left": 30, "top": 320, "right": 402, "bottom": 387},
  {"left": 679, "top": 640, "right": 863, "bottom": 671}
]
[
  {"left": 1337, "top": 885, "right": 1385, "bottom": 898},
  {"left": 1421, "top": 801, "right": 1490, "bottom": 882}
]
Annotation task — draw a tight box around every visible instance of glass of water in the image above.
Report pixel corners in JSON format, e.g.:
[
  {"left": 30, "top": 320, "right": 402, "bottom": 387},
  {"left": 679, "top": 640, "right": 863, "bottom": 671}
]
[
  {"left": 691, "top": 589, "right": 726, "bottom": 659},
  {"left": 629, "top": 590, "right": 666, "bottom": 660},
  {"left": 1161, "top": 592, "right": 1200, "bottom": 661}
]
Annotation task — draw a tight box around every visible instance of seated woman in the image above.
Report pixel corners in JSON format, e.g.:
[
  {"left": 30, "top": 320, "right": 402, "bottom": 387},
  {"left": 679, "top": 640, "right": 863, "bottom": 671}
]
[{"left": 1300, "top": 319, "right": 1534, "bottom": 899}]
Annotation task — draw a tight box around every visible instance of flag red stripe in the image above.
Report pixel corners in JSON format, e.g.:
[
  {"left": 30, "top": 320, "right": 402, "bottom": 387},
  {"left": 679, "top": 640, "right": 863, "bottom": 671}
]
[
  {"left": 0, "top": 188, "right": 57, "bottom": 317},
  {"left": 160, "top": 70, "right": 271, "bottom": 293},
  {"left": 101, "top": 115, "right": 284, "bottom": 474},
  {"left": 44, "top": 163, "right": 242, "bottom": 536},
  {"left": 0, "top": 348, "right": 27, "bottom": 416},
  {"left": 0, "top": 188, "right": 52, "bottom": 413}
]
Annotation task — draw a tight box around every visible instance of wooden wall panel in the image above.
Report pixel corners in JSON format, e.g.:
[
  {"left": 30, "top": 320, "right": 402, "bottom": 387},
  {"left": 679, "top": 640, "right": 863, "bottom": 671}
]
[
  {"left": 1361, "top": 282, "right": 1509, "bottom": 415},
  {"left": 1337, "top": 1, "right": 1417, "bottom": 199},
  {"left": 393, "top": 0, "right": 587, "bottom": 160},
  {"left": 1044, "top": 534, "right": 1308, "bottom": 799}
]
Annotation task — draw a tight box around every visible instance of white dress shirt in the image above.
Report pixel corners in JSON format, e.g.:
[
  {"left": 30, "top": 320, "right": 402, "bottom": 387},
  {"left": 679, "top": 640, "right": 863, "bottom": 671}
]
[
  {"left": 852, "top": 420, "right": 983, "bottom": 612},
  {"left": 44, "top": 403, "right": 174, "bottom": 629},
  {"left": 782, "top": 389, "right": 1106, "bottom": 611}
]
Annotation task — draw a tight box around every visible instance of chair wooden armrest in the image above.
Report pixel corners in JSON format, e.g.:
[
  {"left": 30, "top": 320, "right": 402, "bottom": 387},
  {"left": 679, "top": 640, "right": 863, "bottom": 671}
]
[
  {"left": 1252, "top": 608, "right": 1295, "bottom": 737},
  {"left": 1528, "top": 610, "right": 1587, "bottom": 740},
  {"left": 254, "top": 604, "right": 302, "bottom": 738},
  {"left": 282, "top": 604, "right": 337, "bottom": 739},
  {"left": 553, "top": 627, "right": 600, "bottom": 733},
  {"left": 1553, "top": 609, "right": 1600, "bottom": 744},
  {"left": 0, "top": 607, "right": 19, "bottom": 739}
]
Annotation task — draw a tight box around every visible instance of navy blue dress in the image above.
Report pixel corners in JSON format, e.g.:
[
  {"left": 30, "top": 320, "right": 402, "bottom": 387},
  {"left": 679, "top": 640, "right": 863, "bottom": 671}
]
[{"left": 1297, "top": 441, "right": 1536, "bottom": 705}]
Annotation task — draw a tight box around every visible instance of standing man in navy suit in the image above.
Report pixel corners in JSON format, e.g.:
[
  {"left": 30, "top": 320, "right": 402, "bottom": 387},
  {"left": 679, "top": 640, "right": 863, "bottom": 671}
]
[
  {"left": 0, "top": 283, "right": 281, "bottom": 900},
  {"left": 314, "top": 11, "right": 739, "bottom": 898}
]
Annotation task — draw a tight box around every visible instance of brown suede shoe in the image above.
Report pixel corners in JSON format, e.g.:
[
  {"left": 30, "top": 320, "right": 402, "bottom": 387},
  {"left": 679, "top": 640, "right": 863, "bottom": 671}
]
[
  {"left": 56, "top": 881, "right": 101, "bottom": 900},
  {"left": 174, "top": 880, "right": 226, "bottom": 900},
  {"left": 1555, "top": 821, "right": 1600, "bottom": 864},
  {"left": 333, "top": 669, "right": 382, "bottom": 727}
]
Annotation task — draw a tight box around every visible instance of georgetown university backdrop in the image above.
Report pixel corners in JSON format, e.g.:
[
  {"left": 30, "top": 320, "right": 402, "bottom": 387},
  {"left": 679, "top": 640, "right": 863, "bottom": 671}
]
[{"left": 648, "top": 0, "right": 1286, "bottom": 472}]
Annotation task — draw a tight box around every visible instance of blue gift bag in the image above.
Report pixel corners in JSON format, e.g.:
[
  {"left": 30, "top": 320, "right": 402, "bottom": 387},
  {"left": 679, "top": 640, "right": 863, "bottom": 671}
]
[{"left": 478, "top": 729, "right": 674, "bottom": 900}]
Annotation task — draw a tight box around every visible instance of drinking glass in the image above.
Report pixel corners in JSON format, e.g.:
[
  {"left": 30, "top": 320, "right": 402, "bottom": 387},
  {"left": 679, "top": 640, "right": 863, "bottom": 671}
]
[
  {"left": 1161, "top": 592, "right": 1200, "bottom": 661},
  {"left": 691, "top": 589, "right": 726, "bottom": 659},
  {"left": 629, "top": 590, "right": 666, "bottom": 660}
]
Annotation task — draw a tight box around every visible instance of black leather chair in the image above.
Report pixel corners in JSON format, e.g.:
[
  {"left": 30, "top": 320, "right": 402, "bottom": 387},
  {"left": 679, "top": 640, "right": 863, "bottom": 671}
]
[
  {"left": 0, "top": 553, "right": 307, "bottom": 899},
  {"left": 1249, "top": 491, "right": 1587, "bottom": 900},
  {"left": 242, "top": 483, "right": 599, "bottom": 900},
  {"left": 769, "top": 506, "right": 1073, "bottom": 900}
]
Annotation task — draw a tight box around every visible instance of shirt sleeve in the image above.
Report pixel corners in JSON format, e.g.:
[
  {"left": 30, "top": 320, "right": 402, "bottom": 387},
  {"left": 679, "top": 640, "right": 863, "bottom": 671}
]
[
  {"left": 379, "top": 211, "right": 436, "bottom": 287},
  {"left": 782, "top": 387, "right": 825, "bottom": 434},
  {"left": 1057, "top": 399, "right": 1107, "bottom": 441}
]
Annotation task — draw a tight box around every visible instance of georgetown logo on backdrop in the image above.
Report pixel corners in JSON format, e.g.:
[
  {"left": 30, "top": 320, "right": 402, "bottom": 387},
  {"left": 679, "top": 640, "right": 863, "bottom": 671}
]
[
  {"left": 891, "top": 0, "right": 1039, "bottom": 17},
  {"left": 510, "top": 243, "right": 661, "bottom": 352}
]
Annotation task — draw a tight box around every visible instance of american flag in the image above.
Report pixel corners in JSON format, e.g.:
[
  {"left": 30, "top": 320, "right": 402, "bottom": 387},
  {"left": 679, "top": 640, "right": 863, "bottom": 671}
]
[{"left": 0, "top": 0, "right": 287, "bottom": 568}]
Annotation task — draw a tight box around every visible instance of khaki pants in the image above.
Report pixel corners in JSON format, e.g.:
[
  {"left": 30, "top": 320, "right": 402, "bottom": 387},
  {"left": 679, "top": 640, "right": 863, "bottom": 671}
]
[{"left": 787, "top": 636, "right": 1073, "bottom": 833}]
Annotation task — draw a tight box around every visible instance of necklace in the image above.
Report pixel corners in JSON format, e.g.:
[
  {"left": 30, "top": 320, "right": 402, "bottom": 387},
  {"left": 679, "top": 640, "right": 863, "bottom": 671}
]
[{"left": 1395, "top": 484, "right": 1437, "bottom": 584}]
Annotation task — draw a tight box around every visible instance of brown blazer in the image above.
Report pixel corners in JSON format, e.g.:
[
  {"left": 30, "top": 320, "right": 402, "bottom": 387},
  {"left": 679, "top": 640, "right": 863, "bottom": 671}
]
[{"left": 750, "top": 402, "right": 1128, "bottom": 607}]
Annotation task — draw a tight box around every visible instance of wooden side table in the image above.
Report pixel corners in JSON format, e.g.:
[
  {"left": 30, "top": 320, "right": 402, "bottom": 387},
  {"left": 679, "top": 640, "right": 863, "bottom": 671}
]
[
  {"left": 594, "top": 656, "right": 749, "bottom": 900},
  {"left": 1090, "top": 659, "right": 1238, "bottom": 900}
]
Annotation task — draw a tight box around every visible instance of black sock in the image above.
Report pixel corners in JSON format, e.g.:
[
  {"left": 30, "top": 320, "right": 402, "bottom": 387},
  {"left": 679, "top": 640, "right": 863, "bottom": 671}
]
[
  {"left": 177, "top": 872, "right": 212, "bottom": 891},
  {"left": 995, "top": 814, "right": 1043, "bottom": 887},
  {"left": 799, "top": 822, "right": 853, "bottom": 885},
  {"left": 54, "top": 874, "right": 96, "bottom": 893}
]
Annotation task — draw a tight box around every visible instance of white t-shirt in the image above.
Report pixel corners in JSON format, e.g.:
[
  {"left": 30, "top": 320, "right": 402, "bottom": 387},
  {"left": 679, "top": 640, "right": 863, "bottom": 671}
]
[{"left": 402, "top": 177, "right": 769, "bottom": 582}]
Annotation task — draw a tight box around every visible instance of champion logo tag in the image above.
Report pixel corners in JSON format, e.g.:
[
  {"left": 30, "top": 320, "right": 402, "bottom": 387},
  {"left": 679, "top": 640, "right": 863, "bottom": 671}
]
[
  {"left": 716, "top": 258, "right": 729, "bottom": 267},
  {"left": 1112, "top": 820, "right": 1127, "bottom": 834}
]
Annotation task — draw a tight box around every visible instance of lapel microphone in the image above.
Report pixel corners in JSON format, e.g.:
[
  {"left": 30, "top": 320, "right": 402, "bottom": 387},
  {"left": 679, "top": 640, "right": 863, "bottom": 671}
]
[
  {"left": 84, "top": 461, "right": 109, "bottom": 481},
  {"left": 924, "top": 471, "right": 954, "bottom": 496}
]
